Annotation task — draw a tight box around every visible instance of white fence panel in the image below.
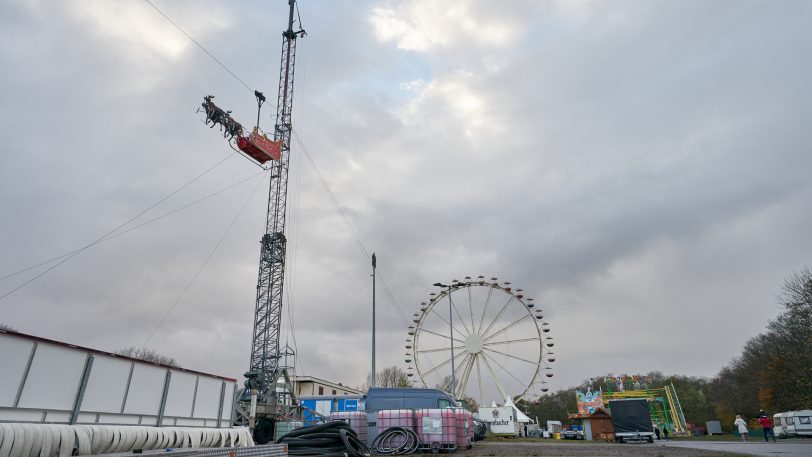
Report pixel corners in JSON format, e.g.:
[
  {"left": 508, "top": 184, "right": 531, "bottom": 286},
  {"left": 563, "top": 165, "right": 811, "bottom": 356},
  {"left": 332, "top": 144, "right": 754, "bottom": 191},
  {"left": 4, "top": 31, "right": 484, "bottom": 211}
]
[
  {"left": 164, "top": 371, "right": 197, "bottom": 418},
  {"left": 1, "top": 331, "right": 238, "bottom": 428},
  {"left": 81, "top": 355, "right": 132, "bottom": 413},
  {"left": 221, "top": 384, "right": 236, "bottom": 420},
  {"left": 18, "top": 342, "right": 86, "bottom": 410},
  {"left": 123, "top": 364, "right": 167, "bottom": 416},
  {"left": 194, "top": 377, "right": 223, "bottom": 419},
  {"left": 0, "top": 336, "right": 33, "bottom": 407}
]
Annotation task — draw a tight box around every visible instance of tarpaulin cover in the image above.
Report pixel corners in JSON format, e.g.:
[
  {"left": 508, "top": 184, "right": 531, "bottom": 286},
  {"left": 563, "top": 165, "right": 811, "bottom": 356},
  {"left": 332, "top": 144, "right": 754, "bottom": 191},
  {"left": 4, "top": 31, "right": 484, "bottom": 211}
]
[{"left": 609, "top": 399, "right": 652, "bottom": 433}]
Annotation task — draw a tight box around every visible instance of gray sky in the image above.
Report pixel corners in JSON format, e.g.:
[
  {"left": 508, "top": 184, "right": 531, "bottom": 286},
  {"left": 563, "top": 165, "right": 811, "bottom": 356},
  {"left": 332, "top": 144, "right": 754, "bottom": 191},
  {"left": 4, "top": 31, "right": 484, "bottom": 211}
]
[{"left": 1, "top": 0, "right": 811, "bottom": 402}]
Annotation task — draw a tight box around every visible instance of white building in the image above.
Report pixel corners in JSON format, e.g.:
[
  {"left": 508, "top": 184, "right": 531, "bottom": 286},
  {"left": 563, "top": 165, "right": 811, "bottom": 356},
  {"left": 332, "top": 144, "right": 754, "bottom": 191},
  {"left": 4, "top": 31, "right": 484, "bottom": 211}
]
[{"left": 291, "top": 375, "right": 363, "bottom": 398}]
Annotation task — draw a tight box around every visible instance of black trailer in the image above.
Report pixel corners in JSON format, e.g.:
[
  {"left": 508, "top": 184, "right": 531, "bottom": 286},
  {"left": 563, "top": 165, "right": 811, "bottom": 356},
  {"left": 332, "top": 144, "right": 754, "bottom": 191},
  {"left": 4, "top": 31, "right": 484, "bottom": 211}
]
[{"left": 609, "top": 399, "right": 655, "bottom": 443}]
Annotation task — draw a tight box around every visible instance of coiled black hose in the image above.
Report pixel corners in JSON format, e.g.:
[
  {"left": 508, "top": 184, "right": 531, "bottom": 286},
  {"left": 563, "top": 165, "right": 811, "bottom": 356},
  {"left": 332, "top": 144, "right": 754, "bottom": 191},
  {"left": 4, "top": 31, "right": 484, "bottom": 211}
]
[
  {"left": 371, "top": 427, "right": 420, "bottom": 455},
  {"left": 277, "top": 421, "right": 370, "bottom": 457}
]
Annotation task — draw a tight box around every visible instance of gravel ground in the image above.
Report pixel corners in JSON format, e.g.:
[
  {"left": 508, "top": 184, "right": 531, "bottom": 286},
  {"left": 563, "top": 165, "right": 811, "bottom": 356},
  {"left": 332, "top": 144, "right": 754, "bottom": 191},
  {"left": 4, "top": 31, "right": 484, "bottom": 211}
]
[{"left": 460, "top": 441, "right": 747, "bottom": 457}]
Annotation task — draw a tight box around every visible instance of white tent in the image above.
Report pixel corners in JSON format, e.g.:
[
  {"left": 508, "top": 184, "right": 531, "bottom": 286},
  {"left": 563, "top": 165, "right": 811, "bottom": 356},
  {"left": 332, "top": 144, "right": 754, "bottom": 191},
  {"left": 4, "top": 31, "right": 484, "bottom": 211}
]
[{"left": 504, "top": 397, "right": 532, "bottom": 423}]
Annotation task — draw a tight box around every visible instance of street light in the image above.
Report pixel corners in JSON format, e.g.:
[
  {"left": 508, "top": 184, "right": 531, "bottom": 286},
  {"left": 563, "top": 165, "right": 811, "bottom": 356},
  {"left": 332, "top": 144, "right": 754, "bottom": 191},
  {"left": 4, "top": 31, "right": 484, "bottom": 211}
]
[{"left": 433, "top": 282, "right": 456, "bottom": 400}]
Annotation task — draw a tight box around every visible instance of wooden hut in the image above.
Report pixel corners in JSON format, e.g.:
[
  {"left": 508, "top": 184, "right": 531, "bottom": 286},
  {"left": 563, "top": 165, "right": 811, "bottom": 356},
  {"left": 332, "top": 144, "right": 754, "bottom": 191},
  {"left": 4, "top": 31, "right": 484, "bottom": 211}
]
[{"left": 583, "top": 408, "right": 615, "bottom": 441}]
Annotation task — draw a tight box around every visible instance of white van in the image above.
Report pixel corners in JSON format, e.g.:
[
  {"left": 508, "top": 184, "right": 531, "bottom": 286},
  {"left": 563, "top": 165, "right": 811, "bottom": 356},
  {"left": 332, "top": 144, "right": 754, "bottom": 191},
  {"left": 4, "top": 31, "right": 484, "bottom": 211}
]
[{"left": 792, "top": 410, "right": 812, "bottom": 437}]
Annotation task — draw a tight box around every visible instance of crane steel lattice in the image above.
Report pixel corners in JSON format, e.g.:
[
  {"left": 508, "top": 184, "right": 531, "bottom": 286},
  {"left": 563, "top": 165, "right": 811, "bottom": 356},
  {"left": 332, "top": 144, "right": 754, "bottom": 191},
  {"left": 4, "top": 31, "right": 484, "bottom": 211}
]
[{"left": 243, "top": 0, "right": 305, "bottom": 422}]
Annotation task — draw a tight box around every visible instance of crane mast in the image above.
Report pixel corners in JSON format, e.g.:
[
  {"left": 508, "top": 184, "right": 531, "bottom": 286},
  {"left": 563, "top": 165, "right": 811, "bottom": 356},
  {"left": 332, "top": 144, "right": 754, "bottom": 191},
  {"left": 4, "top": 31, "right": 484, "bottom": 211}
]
[{"left": 244, "top": 0, "right": 304, "bottom": 424}]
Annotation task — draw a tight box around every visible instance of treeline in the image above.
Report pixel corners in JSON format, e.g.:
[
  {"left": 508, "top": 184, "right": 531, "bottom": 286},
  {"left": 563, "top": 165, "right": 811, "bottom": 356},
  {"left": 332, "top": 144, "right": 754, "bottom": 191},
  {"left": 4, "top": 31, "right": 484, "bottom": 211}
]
[
  {"left": 522, "top": 267, "right": 812, "bottom": 431},
  {"left": 712, "top": 268, "right": 812, "bottom": 425}
]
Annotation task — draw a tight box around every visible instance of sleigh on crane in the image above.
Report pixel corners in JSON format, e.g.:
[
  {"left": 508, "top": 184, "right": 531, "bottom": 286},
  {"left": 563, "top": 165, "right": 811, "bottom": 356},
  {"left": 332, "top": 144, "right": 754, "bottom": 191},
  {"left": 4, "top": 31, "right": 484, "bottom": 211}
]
[{"left": 199, "top": 92, "right": 282, "bottom": 168}]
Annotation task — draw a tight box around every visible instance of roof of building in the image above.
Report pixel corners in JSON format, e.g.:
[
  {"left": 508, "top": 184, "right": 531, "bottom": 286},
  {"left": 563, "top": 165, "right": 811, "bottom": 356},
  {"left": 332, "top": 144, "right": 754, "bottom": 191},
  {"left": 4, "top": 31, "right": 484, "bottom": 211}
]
[
  {"left": 1, "top": 329, "right": 236, "bottom": 381},
  {"left": 292, "top": 375, "right": 364, "bottom": 394}
]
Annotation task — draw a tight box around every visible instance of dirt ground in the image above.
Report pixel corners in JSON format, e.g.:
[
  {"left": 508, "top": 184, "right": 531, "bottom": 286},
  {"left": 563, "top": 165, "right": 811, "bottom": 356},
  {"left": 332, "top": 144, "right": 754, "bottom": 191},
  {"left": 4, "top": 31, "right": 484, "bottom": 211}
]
[{"left": 460, "top": 441, "right": 746, "bottom": 457}]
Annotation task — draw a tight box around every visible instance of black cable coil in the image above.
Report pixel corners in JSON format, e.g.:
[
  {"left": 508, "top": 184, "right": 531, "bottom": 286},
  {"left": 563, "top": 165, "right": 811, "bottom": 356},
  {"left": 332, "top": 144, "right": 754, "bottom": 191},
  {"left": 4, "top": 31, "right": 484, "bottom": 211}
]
[
  {"left": 277, "top": 421, "right": 370, "bottom": 457},
  {"left": 371, "top": 427, "right": 420, "bottom": 455}
]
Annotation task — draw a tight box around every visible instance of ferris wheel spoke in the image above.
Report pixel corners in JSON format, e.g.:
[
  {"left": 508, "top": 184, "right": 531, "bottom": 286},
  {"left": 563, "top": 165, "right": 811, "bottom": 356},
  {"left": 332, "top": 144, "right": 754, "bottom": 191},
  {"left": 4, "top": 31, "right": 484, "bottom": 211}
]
[
  {"left": 484, "top": 337, "right": 539, "bottom": 346},
  {"left": 480, "top": 352, "right": 510, "bottom": 401},
  {"left": 418, "top": 327, "right": 465, "bottom": 345},
  {"left": 476, "top": 355, "right": 484, "bottom": 407},
  {"left": 480, "top": 295, "right": 515, "bottom": 338},
  {"left": 417, "top": 346, "right": 453, "bottom": 354},
  {"left": 452, "top": 352, "right": 472, "bottom": 393},
  {"left": 483, "top": 314, "right": 531, "bottom": 342},
  {"left": 423, "top": 349, "right": 470, "bottom": 377},
  {"left": 457, "top": 353, "right": 476, "bottom": 398},
  {"left": 468, "top": 286, "right": 476, "bottom": 334},
  {"left": 429, "top": 307, "right": 469, "bottom": 338},
  {"left": 482, "top": 351, "right": 529, "bottom": 392},
  {"left": 476, "top": 286, "right": 495, "bottom": 334},
  {"left": 483, "top": 346, "right": 540, "bottom": 366},
  {"left": 449, "top": 295, "right": 473, "bottom": 335}
]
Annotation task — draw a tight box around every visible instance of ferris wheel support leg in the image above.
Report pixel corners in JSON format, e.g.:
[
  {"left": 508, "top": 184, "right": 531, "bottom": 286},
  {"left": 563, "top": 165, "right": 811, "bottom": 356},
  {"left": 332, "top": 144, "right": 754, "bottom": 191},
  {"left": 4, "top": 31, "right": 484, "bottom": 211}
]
[
  {"left": 456, "top": 354, "right": 477, "bottom": 399},
  {"left": 480, "top": 353, "right": 510, "bottom": 401}
]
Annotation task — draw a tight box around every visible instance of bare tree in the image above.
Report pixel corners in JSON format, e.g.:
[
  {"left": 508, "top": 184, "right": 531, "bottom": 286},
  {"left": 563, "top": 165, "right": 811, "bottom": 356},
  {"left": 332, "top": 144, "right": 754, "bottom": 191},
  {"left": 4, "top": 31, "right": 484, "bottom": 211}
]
[
  {"left": 434, "top": 375, "right": 478, "bottom": 411},
  {"left": 116, "top": 346, "right": 181, "bottom": 368},
  {"left": 0, "top": 322, "right": 17, "bottom": 332},
  {"left": 363, "top": 366, "right": 411, "bottom": 390},
  {"left": 435, "top": 375, "right": 454, "bottom": 393}
]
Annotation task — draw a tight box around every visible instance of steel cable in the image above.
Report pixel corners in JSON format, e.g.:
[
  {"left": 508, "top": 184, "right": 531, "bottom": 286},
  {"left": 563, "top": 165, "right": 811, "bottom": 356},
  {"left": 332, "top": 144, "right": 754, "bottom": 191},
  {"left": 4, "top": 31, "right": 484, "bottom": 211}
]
[
  {"left": 0, "top": 155, "right": 234, "bottom": 301},
  {"left": 371, "top": 427, "right": 420, "bottom": 455},
  {"left": 277, "top": 421, "right": 370, "bottom": 457}
]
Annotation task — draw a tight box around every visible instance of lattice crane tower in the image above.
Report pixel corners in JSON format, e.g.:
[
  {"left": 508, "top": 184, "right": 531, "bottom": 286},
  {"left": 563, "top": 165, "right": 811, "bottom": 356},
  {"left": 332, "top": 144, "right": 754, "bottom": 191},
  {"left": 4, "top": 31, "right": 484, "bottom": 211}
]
[{"left": 243, "top": 0, "right": 305, "bottom": 413}]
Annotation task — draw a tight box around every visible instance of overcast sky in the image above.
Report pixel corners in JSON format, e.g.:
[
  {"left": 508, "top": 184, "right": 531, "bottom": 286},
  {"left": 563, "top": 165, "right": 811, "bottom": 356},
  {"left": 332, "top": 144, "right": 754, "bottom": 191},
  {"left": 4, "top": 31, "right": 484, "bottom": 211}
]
[{"left": 1, "top": 0, "right": 811, "bottom": 402}]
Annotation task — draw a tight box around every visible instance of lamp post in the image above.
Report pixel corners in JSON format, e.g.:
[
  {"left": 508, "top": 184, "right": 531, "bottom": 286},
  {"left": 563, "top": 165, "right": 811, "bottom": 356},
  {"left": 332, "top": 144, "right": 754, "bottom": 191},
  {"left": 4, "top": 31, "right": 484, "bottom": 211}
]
[
  {"left": 433, "top": 282, "right": 456, "bottom": 400},
  {"left": 371, "top": 253, "right": 376, "bottom": 388}
]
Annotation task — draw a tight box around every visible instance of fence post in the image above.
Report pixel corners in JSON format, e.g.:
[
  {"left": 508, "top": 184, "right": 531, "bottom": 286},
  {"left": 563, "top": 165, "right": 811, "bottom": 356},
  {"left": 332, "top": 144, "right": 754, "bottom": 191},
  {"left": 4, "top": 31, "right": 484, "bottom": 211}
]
[
  {"left": 157, "top": 370, "right": 172, "bottom": 426},
  {"left": 70, "top": 353, "right": 95, "bottom": 424}
]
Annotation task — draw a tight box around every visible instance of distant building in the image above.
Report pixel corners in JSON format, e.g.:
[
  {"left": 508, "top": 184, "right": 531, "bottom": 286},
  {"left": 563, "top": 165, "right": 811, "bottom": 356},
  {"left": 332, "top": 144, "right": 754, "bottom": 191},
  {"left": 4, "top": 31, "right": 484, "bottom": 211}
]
[{"left": 292, "top": 375, "right": 363, "bottom": 397}]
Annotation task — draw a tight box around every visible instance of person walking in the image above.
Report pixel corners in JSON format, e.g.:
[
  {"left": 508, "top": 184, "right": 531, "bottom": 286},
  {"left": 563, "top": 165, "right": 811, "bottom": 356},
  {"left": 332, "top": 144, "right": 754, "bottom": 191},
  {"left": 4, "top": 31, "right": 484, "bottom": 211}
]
[
  {"left": 734, "top": 415, "right": 749, "bottom": 441},
  {"left": 662, "top": 426, "right": 669, "bottom": 441},
  {"left": 758, "top": 410, "right": 776, "bottom": 443},
  {"left": 654, "top": 425, "right": 661, "bottom": 440}
]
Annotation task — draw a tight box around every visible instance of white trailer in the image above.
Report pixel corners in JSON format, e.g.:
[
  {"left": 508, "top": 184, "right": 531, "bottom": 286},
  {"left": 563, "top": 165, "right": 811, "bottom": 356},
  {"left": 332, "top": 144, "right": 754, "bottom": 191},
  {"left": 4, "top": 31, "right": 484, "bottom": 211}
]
[
  {"left": 0, "top": 330, "right": 237, "bottom": 428},
  {"left": 793, "top": 410, "right": 812, "bottom": 436},
  {"left": 774, "top": 410, "right": 812, "bottom": 438},
  {"left": 479, "top": 406, "right": 519, "bottom": 436}
]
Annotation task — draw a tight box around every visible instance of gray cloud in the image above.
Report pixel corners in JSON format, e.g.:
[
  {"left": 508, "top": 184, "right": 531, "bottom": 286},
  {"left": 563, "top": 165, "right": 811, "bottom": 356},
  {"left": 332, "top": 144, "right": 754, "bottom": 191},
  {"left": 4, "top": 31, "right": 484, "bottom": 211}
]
[{"left": 1, "top": 0, "right": 811, "bottom": 397}]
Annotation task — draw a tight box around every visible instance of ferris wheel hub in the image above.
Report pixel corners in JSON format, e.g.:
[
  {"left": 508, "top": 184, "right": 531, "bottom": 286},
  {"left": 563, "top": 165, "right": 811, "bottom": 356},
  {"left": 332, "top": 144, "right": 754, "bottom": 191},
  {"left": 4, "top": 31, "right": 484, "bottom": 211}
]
[{"left": 465, "top": 334, "right": 484, "bottom": 354}]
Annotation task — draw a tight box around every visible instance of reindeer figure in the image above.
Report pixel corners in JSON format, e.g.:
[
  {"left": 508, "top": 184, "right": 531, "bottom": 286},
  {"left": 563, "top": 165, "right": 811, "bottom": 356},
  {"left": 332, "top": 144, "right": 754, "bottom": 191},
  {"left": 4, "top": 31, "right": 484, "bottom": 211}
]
[
  {"left": 224, "top": 116, "right": 244, "bottom": 140},
  {"left": 200, "top": 95, "right": 244, "bottom": 141},
  {"left": 201, "top": 95, "right": 228, "bottom": 132},
  {"left": 223, "top": 111, "right": 234, "bottom": 139}
]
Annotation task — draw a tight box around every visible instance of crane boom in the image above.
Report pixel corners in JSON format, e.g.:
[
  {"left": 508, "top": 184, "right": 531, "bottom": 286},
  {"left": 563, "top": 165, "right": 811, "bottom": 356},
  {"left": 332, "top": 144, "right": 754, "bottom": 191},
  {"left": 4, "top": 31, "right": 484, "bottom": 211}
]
[{"left": 244, "top": 0, "right": 304, "bottom": 419}]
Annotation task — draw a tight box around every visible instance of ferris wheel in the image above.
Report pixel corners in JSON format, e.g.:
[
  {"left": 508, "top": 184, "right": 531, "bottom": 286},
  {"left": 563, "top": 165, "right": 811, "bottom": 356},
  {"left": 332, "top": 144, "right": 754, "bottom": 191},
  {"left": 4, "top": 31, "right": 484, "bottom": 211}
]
[{"left": 406, "top": 277, "right": 555, "bottom": 406}]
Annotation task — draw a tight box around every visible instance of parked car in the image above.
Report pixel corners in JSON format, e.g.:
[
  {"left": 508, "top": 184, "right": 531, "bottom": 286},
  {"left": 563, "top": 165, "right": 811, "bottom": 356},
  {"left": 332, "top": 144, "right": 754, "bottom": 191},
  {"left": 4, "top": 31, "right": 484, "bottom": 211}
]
[
  {"left": 472, "top": 417, "right": 488, "bottom": 441},
  {"left": 562, "top": 429, "right": 585, "bottom": 440},
  {"left": 362, "top": 387, "right": 457, "bottom": 412}
]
